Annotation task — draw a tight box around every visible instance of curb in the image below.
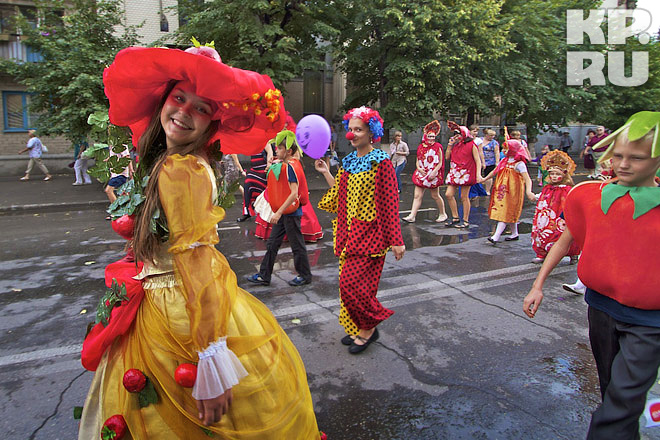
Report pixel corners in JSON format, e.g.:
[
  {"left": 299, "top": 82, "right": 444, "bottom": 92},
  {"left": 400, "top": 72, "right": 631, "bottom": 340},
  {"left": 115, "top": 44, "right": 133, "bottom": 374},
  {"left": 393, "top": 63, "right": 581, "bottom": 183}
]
[{"left": 0, "top": 200, "right": 108, "bottom": 216}]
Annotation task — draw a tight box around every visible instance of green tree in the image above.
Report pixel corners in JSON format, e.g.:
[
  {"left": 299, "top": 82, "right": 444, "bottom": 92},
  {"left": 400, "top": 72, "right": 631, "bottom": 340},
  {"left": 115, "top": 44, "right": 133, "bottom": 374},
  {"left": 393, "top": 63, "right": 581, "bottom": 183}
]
[
  {"left": 319, "top": 0, "right": 512, "bottom": 136},
  {"left": 176, "top": 0, "right": 333, "bottom": 89},
  {"left": 0, "top": 0, "right": 138, "bottom": 142}
]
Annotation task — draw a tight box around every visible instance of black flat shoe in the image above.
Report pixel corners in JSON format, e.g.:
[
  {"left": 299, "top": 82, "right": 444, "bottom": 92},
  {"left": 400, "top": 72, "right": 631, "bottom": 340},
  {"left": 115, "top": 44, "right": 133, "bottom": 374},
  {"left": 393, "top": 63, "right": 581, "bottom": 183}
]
[
  {"left": 487, "top": 237, "right": 498, "bottom": 245},
  {"left": 504, "top": 236, "right": 519, "bottom": 241},
  {"left": 349, "top": 328, "right": 379, "bottom": 354},
  {"left": 341, "top": 334, "right": 355, "bottom": 346},
  {"left": 237, "top": 214, "right": 251, "bottom": 222}
]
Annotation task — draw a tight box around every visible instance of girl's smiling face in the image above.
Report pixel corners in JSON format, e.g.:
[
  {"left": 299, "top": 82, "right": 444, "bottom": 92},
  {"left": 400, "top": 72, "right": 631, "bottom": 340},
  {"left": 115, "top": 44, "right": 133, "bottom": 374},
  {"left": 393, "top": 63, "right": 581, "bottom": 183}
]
[{"left": 160, "top": 81, "right": 213, "bottom": 149}]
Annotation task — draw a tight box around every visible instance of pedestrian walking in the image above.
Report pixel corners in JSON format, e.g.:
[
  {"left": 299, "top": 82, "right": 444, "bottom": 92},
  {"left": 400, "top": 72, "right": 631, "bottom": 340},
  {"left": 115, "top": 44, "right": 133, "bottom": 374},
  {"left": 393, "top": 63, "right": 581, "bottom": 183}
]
[
  {"left": 78, "top": 44, "right": 319, "bottom": 439},
  {"left": 524, "top": 111, "right": 660, "bottom": 440},
  {"left": 402, "top": 120, "right": 447, "bottom": 223},
  {"left": 581, "top": 129, "right": 597, "bottom": 177},
  {"left": 559, "top": 131, "right": 574, "bottom": 153},
  {"left": 73, "top": 139, "right": 92, "bottom": 185},
  {"left": 315, "top": 106, "right": 405, "bottom": 354},
  {"left": 389, "top": 130, "right": 410, "bottom": 193},
  {"left": 237, "top": 143, "right": 273, "bottom": 222},
  {"left": 247, "top": 130, "right": 312, "bottom": 287},
  {"left": 444, "top": 121, "right": 481, "bottom": 228},
  {"left": 18, "top": 130, "right": 51, "bottom": 181}
]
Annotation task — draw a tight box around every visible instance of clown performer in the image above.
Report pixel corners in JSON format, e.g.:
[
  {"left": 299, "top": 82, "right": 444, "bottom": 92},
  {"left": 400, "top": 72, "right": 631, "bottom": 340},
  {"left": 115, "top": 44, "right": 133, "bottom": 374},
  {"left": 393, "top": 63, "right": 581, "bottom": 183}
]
[
  {"left": 314, "top": 106, "right": 405, "bottom": 354},
  {"left": 402, "top": 120, "right": 448, "bottom": 223},
  {"left": 530, "top": 150, "right": 581, "bottom": 263},
  {"left": 444, "top": 121, "right": 481, "bottom": 228},
  {"left": 479, "top": 139, "right": 536, "bottom": 244},
  {"left": 78, "top": 44, "right": 319, "bottom": 439},
  {"left": 524, "top": 111, "right": 660, "bottom": 439}
]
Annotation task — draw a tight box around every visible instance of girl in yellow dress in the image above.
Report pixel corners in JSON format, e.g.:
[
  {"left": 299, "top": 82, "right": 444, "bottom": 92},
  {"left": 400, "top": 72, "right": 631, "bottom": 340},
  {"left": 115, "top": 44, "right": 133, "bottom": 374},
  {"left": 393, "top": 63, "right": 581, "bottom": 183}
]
[
  {"left": 479, "top": 139, "right": 536, "bottom": 244},
  {"left": 78, "top": 44, "right": 319, "bottom": 439}
]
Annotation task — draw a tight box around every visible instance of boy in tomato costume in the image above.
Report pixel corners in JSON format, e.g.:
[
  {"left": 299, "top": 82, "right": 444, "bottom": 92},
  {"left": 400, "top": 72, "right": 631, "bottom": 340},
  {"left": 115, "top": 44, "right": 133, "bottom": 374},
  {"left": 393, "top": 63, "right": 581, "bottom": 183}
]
[
  {"left": 524, "top": 111, "right": 660, "bottom": 439},
  {"left": 247, "top": 130, "right": 312, "bottom": 287}
]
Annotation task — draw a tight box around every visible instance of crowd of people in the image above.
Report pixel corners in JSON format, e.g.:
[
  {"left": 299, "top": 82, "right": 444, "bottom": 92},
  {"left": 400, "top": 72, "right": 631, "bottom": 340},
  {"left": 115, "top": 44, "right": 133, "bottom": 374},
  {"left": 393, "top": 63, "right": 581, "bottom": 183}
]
[{"left": 61, "top": 40, "right": 660, "bottom": 440}]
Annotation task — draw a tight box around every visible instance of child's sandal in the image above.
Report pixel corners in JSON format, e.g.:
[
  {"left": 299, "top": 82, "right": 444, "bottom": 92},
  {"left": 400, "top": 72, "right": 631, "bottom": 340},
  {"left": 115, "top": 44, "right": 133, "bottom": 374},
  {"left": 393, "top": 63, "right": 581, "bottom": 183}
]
[
  {"left": 445, "top": 217, "right": 460, "bottom": 227},
  {"left": 454, "top": 221, "right": 469, "bottom": 229}
]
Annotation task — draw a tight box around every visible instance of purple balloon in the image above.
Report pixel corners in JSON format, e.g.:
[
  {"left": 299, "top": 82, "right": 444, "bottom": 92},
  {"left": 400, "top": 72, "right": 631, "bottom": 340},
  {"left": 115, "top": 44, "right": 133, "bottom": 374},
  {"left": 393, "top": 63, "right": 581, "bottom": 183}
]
[{"left": 295, "top": 115, "right": 331, "bottom": 159}]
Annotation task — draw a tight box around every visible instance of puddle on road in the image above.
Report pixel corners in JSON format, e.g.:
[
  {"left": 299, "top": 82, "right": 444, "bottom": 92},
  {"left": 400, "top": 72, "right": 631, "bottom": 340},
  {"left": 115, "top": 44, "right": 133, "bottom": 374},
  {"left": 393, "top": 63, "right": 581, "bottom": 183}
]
[
  {"left": 540, "top": 343, "right": 599, "bottom": 397},
  {"left": 401, "top": 207, "right": 533, "bottom": 251}
]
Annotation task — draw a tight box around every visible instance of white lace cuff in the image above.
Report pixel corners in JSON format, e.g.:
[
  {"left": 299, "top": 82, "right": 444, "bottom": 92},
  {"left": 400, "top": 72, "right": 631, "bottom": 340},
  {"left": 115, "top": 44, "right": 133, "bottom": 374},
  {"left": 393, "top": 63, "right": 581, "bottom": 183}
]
[{"left": 192, "top": 337, "right": 248, "bottom": 400}]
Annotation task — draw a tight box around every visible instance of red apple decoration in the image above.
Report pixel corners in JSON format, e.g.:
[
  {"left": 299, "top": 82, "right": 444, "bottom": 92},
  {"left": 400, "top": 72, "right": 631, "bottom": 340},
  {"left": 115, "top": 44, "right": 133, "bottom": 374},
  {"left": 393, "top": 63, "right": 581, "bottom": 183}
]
[
  {"left": 111, "top": 215, "right": 135, "bottom": 240},
  {"left": 320, "top": 431, "right": 328, "bottom": 440},
  {"left": 122, "top": 369, "right": 146, "bottom": 393},
  {"left": 174, "top": 363, "right": 197, "bottom": 388},
  {"left": 101, "top": 414, "right": 127, "bottom": 439},
  {"left": 650, "top": 402, "right": 660, "bottom": 422}
]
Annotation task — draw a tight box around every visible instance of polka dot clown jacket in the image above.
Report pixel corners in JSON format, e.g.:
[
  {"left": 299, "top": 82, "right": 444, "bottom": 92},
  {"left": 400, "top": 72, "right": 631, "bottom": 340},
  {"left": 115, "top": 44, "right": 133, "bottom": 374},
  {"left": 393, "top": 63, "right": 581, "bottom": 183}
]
[{"left": 319, "top": 149, "right": 404, "bottom": 257}]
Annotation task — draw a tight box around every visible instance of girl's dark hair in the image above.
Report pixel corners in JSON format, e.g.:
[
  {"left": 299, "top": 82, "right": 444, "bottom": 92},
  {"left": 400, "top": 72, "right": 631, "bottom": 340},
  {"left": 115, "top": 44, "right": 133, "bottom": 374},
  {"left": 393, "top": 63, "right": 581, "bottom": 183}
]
[
  {"left": 587, "top": 129, "right": 596, "bottom": 135},
  {"left": 132, "top": 81, "right": 219, "bottom": 264}
]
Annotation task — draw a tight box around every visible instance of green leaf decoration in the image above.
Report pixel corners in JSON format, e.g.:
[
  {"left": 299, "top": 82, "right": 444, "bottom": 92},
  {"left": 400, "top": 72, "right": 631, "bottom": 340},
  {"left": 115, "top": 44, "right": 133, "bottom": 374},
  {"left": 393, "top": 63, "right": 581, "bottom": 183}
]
[
  {"left": 191, "top": 36, "right": 201, "bottom": 47},
  {"left": 201, "top": 427, "right": 215, "bottom": 436},
  {"left": 138, "top": 377, "right": 158, "bottom": 408},
  {"left": 73, "top": 406, "right": 83, "bottom": 420},
  {"left": 101, "top": 425, "right": 117, "bottom": 440},
  {"left": 95, "top": 279, "right": 130, "bottom": 326}
]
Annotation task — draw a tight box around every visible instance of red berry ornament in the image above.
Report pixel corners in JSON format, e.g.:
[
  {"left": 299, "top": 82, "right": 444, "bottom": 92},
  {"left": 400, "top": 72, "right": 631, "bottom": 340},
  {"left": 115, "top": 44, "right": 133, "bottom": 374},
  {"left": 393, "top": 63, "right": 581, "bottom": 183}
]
[
  {"left": 122, "top": 369, "right": 146, "bottom": 393},
  {"left": 101, "top": 414, "right": 127, "bottom": 440},
  {"left": 111, "top": 215, "right": 135, "bottom": 240},
  {"left": 174, "top": 363, "right": 198, "bottom": 388}
]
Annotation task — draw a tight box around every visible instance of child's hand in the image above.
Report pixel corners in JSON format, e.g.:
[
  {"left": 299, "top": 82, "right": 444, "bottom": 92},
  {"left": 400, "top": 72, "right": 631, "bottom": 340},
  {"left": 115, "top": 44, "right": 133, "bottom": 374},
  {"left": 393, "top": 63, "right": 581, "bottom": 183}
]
[
  {"left": 314, "top": 159, "right": 328, "bottom": 173},
  {"left": 392, "top": 245, "right": 405, "bottom": 261},
  {"left": 270, "top": 212, "right": 282, "bottom": 224},
  {"left": 526, "top": 192, "right": 536, "bottom": 202},
  {"left": 523, "top": 287, "right": 544, "bottom": 318}
]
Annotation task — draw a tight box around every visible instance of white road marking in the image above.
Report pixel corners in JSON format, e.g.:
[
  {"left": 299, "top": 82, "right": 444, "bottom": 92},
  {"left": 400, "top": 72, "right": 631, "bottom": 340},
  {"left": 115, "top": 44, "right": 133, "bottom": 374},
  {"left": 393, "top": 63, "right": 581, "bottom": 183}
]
[{"left": 0, "top": 264, "right": 575, "bottom": 368}]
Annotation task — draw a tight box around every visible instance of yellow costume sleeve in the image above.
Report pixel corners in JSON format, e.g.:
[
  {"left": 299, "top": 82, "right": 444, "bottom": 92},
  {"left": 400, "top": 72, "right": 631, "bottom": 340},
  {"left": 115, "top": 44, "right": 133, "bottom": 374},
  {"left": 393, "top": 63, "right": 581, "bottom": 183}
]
[
  {"left": 158, "top": 154, "right": 231, "bottom": 353},
  {"left": 318, "top": 167, "right": 343, "bottom": 213}
]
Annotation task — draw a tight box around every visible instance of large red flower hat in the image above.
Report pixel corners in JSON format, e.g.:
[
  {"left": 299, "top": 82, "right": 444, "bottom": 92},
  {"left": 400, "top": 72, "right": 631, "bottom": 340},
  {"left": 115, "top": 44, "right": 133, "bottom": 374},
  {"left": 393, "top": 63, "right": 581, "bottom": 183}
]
[{"left": 103, "top": 46, "right": 285, "bottom": 155}]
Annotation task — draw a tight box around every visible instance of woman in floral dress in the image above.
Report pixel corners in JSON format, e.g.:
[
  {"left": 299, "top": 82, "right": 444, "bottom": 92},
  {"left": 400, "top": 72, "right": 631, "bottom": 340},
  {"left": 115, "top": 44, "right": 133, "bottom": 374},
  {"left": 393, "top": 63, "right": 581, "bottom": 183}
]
[
  {"left": 402, "top": 120, "right": 447, "bottom": 223},
  {"left": 445, "top": 121, "right": 481, "bottom": 228}
]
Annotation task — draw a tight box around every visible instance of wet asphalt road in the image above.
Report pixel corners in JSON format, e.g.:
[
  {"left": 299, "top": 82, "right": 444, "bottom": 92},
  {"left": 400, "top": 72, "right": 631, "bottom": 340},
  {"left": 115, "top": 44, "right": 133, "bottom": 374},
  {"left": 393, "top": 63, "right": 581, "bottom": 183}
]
[{"left": 2, "top": 177, "right": 660, "bottom": 440}]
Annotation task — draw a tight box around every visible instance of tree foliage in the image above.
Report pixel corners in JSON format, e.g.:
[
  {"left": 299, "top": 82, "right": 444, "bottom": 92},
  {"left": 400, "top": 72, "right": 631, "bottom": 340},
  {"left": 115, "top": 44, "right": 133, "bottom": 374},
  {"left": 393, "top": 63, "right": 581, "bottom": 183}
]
[
  {"left": 320, "top": 0, "right": 512, "bottom": 134},
  {"left": 0, "top": 0, "right": 138, "bottom": 142},
  {"left": 175, "top": 0, "right": 333, "bottom": 90}
]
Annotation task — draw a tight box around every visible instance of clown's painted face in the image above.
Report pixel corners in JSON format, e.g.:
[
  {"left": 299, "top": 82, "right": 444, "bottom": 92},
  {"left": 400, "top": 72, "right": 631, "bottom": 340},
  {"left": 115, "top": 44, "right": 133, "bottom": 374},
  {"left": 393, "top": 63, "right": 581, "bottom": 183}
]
[{"left": 347, "top": 118, "right": 371, "bottom": 149}]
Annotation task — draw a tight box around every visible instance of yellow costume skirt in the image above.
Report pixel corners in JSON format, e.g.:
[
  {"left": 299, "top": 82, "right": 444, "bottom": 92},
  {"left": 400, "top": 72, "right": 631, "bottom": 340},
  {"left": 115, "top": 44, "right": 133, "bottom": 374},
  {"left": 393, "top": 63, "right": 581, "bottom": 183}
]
[
  {"left": 488, "top": 168, "right": 525, "bottom": 223},
  {"left": 79, "top": 271, "right": 318, "bottom": 439}
]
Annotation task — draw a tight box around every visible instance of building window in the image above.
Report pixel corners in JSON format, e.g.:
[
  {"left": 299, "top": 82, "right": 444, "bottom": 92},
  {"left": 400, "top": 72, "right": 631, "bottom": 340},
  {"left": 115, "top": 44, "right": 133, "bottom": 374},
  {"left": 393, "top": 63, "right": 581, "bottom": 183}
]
[
  {"left": 3, "top": 91, "right": 38, "bottom": 132},
  {"left": 303, "top": 70, "right": 323, "bottom": 115}
]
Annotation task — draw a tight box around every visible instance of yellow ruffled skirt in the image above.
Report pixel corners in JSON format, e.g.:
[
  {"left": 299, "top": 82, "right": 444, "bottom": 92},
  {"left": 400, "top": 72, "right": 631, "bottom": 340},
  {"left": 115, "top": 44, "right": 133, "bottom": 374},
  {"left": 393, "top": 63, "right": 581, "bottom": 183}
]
[{"left": 79, "top": 266, "right": 318, "bottom": 439}]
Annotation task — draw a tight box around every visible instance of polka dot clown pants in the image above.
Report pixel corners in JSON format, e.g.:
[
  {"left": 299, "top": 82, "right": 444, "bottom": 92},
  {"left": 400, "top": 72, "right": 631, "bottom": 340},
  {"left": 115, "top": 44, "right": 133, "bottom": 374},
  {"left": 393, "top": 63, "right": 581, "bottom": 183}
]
[{"left": 338, "top": 251, "right": 394, "bottom": 335}]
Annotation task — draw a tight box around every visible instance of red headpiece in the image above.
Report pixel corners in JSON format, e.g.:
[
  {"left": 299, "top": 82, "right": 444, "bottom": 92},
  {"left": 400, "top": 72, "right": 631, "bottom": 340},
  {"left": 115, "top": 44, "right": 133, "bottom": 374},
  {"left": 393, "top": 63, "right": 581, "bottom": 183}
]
[{"left": 103, "top": 46, "right": 285, "bottom": 155}]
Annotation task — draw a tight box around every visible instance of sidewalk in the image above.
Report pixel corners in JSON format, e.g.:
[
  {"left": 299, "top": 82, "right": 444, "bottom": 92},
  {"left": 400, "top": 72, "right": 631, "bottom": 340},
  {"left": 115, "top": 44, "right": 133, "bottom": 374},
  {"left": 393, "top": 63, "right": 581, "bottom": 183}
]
[
  {"left": 0, "top": 174, "right": 109, "bottom": 215},
  {"left": 0, "top": 153, "right": 588, "bottom": 215}
]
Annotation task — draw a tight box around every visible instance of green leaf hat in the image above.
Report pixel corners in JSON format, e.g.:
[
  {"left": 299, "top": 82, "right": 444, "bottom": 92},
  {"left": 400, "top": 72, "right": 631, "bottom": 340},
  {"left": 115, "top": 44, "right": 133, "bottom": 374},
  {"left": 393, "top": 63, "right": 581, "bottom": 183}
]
[{"left": 594, "top": 111, "right": 660, "bottom": 163}]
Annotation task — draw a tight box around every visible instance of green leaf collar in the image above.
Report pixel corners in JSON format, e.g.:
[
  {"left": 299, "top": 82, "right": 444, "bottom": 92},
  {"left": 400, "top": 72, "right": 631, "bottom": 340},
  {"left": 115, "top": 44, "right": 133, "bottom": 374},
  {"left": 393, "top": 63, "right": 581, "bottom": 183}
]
[{"left": 601, "top": 183, "right": 660, "bottom": 219}]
